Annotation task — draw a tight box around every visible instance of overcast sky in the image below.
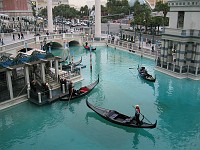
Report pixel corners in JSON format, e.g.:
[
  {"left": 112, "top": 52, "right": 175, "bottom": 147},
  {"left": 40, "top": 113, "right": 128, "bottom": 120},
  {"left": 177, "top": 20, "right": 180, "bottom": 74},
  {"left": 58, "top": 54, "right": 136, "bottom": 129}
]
[{"left": 68, "top": 0, "right": 107, "bottom": 8}]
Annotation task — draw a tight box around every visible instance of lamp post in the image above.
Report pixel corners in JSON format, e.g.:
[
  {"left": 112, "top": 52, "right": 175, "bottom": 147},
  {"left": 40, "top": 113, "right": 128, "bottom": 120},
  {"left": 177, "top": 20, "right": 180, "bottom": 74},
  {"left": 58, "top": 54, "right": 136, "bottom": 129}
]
[
  {"left": 134, "top": 25, "right": 136, "bottom": 43},
  {"left": 49, "top": 41, "right": 52, "bottom": 53},
  {"left": 40, "top": 41, "right": 43, "bottom": 50},
  {"left": 139, "top": 30, "right": 142, "bottom": 49},
  {"left": 43, "top": 37, "right": 47, "bottom": 52},
  {"left": 119, "top": 23, "right": 122, "bottom": 39},
  {"left": 152, "top": 28, "right": 155, "bottom": 44},
  {"left": 107, "top": 21, "right": 110, "bottom": 37},
  {"left": 62, "top": 17, "right": 64, "bottom": 33}
]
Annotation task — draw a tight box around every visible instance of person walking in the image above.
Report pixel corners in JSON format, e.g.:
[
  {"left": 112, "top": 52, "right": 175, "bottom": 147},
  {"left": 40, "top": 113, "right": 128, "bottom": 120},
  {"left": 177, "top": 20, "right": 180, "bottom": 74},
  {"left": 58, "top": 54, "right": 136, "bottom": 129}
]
[
  {"left": 1, "top": 39, "right": 4, "bottom": 45},
  {"left": 18, "top": 33, "right": 20, "bottom": 39},
  {"left": 13, "top": 34, "right": 15, "bottom": 41},
  {"left": 21, "top": 33, "right": 24, "bottom": 39}
]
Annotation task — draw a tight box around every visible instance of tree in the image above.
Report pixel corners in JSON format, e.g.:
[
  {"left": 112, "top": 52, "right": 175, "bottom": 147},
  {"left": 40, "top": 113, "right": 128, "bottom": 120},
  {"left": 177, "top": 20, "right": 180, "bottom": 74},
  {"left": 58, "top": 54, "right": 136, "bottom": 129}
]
[
  {"left": 154, "top": 1, "right": 170, "bottom": 26},
  {"left": 106, "top": 0, "right": 130, "bottom": 19}
]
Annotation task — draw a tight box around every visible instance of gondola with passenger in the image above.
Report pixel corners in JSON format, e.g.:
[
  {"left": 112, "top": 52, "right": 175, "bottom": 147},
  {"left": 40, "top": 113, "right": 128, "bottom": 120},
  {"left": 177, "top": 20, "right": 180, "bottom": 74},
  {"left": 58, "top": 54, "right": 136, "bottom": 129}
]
[
  {"left": 86, "top": 99, "right": 157, "bottom": 129},
  {"left": 137, "top": 65, "right": 156, "bottom": 82},
  {"left": 60, "top": 75, "right": 99, "bottom": 101},
  {"left": 62, "top": 57, "right": 82, "bottom": 69}
]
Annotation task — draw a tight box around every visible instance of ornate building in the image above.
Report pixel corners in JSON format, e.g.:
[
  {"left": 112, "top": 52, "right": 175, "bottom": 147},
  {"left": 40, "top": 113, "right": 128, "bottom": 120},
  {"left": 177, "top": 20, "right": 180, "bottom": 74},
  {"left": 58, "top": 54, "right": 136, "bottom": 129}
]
[
  {"left": 37, "top": 0, "right": 69, "bottom": 9},
  {"left": 156, "top": 0, "right": 200, "bottom": 80}
]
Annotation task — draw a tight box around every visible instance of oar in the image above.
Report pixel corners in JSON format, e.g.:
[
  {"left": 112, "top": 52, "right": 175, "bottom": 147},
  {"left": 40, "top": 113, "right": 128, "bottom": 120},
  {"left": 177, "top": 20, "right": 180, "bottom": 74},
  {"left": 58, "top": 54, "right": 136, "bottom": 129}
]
[
  {"left": 132, "top": 105, "right": 153, "bottom": 124},
  {"left": 68, "top": 85, "right": 74, "bottom": 105},
  {"left": 129, "top": 67, "right": 134, "bottom": 69}
]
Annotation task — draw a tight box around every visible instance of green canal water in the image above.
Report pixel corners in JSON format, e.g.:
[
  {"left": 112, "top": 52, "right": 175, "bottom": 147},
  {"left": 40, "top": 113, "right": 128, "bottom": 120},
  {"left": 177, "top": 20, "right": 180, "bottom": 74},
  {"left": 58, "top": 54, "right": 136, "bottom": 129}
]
[{"left": 0, "top": 46, "right": 200, "bottom": 150}]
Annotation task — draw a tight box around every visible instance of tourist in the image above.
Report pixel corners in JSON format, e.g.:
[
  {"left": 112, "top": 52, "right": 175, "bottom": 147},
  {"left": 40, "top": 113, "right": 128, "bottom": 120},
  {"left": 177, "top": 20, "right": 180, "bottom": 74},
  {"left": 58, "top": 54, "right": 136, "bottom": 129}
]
[
  {"left": 21, "top": 33, "right": 24, "bottom": 39},
  {"left": 18, "top": 33, "right": 20, "bottom": 39},
  {"left": 60, "top": 78, "right": 64, "bottom": 91},
  {"left": 68, "top": 81, "right": 74, "bottom": 97},
  {"left": 85, "top": 41, "right": 88, "bottom": 46},
  {"left": 1, "top": 39, "right": 4, "bottom": 45},
  {"left": 13, "top": 34, "right": 15, "bottom": 41},
  {"left": 135, "top": 105, "right": 140, "bottom": 125}
]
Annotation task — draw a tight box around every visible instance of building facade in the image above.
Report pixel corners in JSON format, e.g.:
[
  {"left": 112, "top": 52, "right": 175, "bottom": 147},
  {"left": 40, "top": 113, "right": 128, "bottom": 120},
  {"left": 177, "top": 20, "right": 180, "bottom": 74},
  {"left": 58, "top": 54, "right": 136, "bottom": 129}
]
[
  {"left": 157, "top": 0, "right": 200, "bottom": 79},
  {"left": 37, "top": 0, "right": 69, "bottom": 9}
]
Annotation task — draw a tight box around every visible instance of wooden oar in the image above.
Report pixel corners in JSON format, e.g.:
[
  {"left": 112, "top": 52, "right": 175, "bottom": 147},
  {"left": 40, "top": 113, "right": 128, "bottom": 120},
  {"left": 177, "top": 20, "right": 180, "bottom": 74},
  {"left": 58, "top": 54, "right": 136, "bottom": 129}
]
[
  {"left": 68, "top": 84, "right": 74, "bottom": 105},
  {"left": 132, "top": 105, "right": 153, "bottom": 124}
]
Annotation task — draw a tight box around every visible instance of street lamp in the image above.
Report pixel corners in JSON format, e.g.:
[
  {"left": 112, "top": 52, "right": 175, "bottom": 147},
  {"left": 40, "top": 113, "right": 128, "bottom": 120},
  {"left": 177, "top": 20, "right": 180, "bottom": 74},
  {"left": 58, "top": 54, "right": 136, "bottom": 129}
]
[
  {"left": 119, "top": 23, "right": 122, "bottom": 39},
  {"left": 43, "top": 37, "right": 47, "bottom": 52},
  {"left": 40, "top": 41, "right": 43, "bottom": 50},
  {"left": 107, "top": 21, "right": 110, "bottom": 36},
  {"left": 139, "top": 30, "right": 142, "bottom": 49},
  {"left": 134, "top": 25, "right": 136, "bottom": 43},
  {"left": 152, "top": 28, "right": 155, "bottom": 44}
]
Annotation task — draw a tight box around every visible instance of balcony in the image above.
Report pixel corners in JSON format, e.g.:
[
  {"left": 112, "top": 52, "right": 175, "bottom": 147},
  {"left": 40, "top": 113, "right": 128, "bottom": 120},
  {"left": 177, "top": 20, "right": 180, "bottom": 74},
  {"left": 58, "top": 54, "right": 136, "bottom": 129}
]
[{"left": 163, "top": 28, "right": 200, "bottom": 37}]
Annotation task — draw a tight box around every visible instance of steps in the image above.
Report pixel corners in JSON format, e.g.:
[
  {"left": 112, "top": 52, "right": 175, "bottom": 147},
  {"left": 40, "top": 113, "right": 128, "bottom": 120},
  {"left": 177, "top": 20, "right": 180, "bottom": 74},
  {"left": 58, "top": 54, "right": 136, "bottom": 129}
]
[{"left": 45, "top": 74, "right": 60, "bottom": 90}]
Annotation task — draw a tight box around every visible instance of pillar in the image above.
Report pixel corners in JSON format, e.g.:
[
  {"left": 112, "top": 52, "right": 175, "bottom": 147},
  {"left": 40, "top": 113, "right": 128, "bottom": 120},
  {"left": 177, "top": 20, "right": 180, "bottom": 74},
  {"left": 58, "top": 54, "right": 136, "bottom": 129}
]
[
  {"left": 50, "top": 60, "right": 53, "bottom": 68},
  {"left": 6, "top": 70, "right": 13, "bottom": 99},
  {"left": 55, "top": 59, "right": 59, "bottom": 81},
  {"left": 25, "top": 66, "right": 30, "bottom": 85},
  {"left": 179, "top": 43, "right": 186, "bottom": 66},
  {"left": 95, "top": 0, "right": 101, "bottom": 37},
  {"left": 176, "top": 42, "right": 181, "bottom": 66},
  {"left": 47, "top": 0, "right": 53, "bottom": 33},
  {"left": 41, "top": 63, "right": 46, "bottom": 83}
]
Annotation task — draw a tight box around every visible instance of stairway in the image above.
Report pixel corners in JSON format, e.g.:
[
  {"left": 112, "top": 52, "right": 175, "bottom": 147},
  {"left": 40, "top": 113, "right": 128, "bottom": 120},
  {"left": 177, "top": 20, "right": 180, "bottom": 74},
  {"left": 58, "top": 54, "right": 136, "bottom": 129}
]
[{"left": 45, "top": 74, "right": 60, "bottom": 90}]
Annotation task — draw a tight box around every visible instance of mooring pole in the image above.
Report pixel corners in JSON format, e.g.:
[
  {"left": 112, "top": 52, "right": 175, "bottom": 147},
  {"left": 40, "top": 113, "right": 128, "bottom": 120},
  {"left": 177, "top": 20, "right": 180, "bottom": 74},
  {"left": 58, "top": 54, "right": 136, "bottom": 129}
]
[{"left": 90, "top": 46, "right": 92, "bottom": 71}]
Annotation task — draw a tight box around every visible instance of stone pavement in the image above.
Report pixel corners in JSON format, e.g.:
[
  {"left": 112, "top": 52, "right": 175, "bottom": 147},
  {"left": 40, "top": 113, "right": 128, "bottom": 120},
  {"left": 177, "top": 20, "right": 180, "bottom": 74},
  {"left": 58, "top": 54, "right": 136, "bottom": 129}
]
[{"left": 0, "top": 33, "right": 35, "bottom": 46}]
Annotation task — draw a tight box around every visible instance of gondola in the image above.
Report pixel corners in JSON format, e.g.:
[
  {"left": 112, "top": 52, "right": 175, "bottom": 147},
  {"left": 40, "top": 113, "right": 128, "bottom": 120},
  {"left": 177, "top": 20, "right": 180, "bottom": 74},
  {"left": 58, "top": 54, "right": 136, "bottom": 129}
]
[
  {"left": 62, "top": 57, "right": 82, "bottom": 69},
  {"left": 86, "top": 100, "right": 157, "bottom": 129},
  {"left": 83, "top": 45, "right": 96, "bottom": 51},
  {"left": 60, "top": 75, "right": 99, "bottom": 101},
  {"left": 137, "top": 65, "right": 156, "bottom": 82}
]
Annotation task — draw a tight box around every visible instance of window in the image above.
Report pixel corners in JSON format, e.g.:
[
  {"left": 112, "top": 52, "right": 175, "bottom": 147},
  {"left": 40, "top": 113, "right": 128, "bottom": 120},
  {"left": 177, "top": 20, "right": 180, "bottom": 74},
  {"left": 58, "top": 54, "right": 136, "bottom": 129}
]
[{"left": 177, "top": 11, "right": 184, "bottom": 28}]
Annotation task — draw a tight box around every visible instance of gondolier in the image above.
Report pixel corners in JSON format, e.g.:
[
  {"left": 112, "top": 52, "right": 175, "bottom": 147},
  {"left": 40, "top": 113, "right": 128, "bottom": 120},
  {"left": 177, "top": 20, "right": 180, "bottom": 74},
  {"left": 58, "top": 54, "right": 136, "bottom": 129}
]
[
  {"left": 135, "top": 105, "right": 140, "bottom": 125},
  {"left": 60, "top": 75, "right": 99, "bottom": 101},
  {"left": 68, "top": 81, "right": 74, "bottom": 96},
  {"left": 86, "top": 99, "right": 157, "bottom": 129}
]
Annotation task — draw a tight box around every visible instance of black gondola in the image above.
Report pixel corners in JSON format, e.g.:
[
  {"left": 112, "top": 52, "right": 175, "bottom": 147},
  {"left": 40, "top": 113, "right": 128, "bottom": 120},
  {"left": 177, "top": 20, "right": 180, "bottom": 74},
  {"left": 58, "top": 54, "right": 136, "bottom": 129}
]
[
  {"left": 60, "top": 75, "right": 99, "bottom": 101},
  {"left": 62, "top": 57, "right": 82, "bottom": 69},
  {"left": 137, "top": 65, "right": 156, "bottom": 82},
  {"left": 83, "top": 45, "right": 96, "bottom": 51},
  {"left": 86, "top": 100, "right": 157, "bottom": 129}
]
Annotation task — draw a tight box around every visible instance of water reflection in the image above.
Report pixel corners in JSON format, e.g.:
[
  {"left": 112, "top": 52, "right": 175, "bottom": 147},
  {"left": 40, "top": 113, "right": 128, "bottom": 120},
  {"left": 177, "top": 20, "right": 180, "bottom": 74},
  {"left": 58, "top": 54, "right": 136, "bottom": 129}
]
[
  {"left": 155, "top": 74, "right": 200, "bottom": 149},
  {"left": 85, "top": 112, "right": 155, "bottom": 147},
  {"left": 0, "top": 102, "right": 65, "bottom": 149}
]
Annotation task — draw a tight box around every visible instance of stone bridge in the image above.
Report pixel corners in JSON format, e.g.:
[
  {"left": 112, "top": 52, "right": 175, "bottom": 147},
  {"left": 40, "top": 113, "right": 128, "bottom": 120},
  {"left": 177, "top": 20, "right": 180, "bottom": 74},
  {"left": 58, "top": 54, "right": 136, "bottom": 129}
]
[{"left": 0, "top": 33, "right": 84, "bottom": 56}]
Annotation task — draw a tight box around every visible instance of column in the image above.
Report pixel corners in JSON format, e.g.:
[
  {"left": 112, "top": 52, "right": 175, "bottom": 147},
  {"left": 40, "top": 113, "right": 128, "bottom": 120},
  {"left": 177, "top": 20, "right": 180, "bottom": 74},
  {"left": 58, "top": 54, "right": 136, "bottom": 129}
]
[
  {"left": 55, "top": 59, "right": 59, "bottom": 81},
  {"left": 167, "top": 41, "right": 172, "bottom": 62},
  {"left": 6, "top": 70, "right": 13, "bottom": 99},
  {"left": 179, "top": 43, "right": 186, "bottom": 66},
  {"left": 50, "top": 60, "right": 53, "bottom": 68},
  {"left": 95, "top": 0, "right": 101, "bottom": 38},
  {"left": 47, "top": 0, "right": 53, "bottom": 33},
  {"left": 176, "top": 42, "right": 181, "bottom": 66},
  {"left": 195, "top": 44, "right": 200, "bottom": 66},
  {"left": 163, "top": 40, "right": 168, "bottom": 63},
  {"left": 41, "top": 63, "right": 46, "bottom": 83},
  {"left": 25, "top": 66, "right": 30, "bottom": 85},
  {"left": 186, "top": 43, "right": 193, "bottom": 64}
]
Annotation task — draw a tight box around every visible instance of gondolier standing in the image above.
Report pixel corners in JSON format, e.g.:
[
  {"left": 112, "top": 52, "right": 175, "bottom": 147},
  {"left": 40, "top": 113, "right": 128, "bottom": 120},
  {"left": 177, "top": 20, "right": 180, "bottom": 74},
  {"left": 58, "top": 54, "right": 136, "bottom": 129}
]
[
  {"left": 135, "top": 105, "right": 140, "bottom": 125},
  {"left": 68, "top": 81, "right": 74, "bottom": 96}
]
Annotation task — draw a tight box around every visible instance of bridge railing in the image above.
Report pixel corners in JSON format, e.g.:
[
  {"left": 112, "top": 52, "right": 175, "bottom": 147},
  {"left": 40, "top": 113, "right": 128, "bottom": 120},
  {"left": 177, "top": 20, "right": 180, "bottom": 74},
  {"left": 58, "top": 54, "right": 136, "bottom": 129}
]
[{"left": 0, "top": 33, "right": 108, "bottom": 54}]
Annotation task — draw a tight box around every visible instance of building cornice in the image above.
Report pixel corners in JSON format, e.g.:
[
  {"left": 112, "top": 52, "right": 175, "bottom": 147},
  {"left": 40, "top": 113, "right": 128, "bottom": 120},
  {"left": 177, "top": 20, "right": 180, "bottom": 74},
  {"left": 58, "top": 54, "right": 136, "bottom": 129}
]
[{"left": 168, "top": 0, "right": 200, "bottom": 7}]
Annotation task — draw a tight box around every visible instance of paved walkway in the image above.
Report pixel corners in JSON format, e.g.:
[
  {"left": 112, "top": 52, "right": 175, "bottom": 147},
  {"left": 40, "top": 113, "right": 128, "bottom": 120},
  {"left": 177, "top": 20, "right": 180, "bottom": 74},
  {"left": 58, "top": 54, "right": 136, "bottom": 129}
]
[{"left": 0, "top": 33, "right": 35, "bottom": 46}]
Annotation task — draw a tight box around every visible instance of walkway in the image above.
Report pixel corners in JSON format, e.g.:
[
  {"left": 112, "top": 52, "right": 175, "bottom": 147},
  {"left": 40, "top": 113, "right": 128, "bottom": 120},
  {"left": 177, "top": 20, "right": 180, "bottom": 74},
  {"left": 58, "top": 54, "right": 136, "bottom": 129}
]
[{"left": 0, "top": 33, "right": 35, "bottom": 46}]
